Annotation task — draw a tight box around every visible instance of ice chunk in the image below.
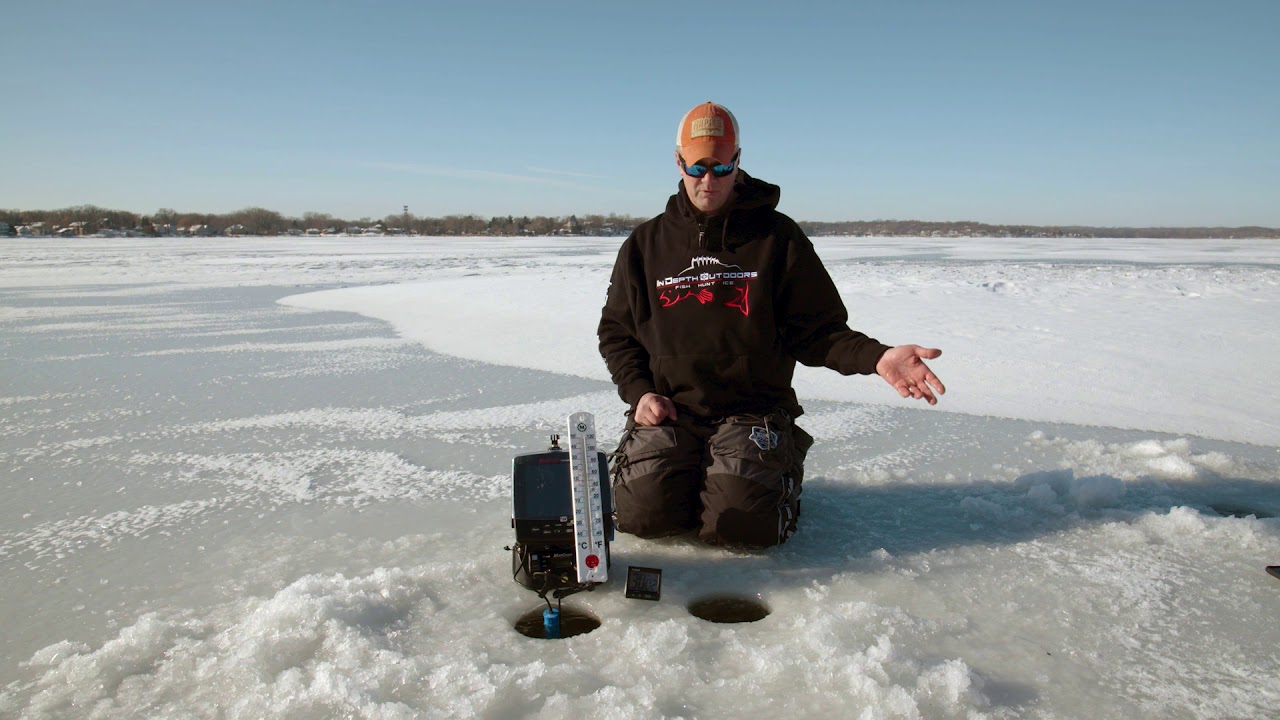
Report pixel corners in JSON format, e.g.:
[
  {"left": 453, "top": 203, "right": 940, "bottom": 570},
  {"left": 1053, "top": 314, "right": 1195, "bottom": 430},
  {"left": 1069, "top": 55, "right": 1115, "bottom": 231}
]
[
  {"left": 1013, "top": 469, "right": 1074, "bottom": 495},
  {"left": 1070, "top": 474, "right": 1126, "bottom": 509}
]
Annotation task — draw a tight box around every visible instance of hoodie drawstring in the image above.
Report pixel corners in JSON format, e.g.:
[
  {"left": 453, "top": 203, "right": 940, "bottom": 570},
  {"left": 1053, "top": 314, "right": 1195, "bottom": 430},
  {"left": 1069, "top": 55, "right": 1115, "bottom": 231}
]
[{"left": 696, "top": 213, "right": 733, "bottom": 252}]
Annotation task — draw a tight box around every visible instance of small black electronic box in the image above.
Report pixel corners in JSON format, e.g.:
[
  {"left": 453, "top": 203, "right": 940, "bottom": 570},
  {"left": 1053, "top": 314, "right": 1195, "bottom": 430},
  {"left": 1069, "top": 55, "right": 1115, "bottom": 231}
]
[{"left": 509, "top": 412, "right": 613, "bottom": 598}]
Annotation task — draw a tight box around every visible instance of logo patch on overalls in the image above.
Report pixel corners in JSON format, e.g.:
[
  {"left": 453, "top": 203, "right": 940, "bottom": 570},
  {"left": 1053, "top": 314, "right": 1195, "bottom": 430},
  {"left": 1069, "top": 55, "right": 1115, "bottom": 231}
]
[{"left": 750, "top": 426, "right": 779, "bottom": 451}]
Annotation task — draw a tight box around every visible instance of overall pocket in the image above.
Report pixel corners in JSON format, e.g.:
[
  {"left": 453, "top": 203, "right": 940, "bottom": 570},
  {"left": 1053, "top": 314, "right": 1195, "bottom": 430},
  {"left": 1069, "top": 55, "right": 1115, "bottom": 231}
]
[
  {"left": 709, "top": 410, "right": 809, "bottom": 475},
  {"left": 609, "top": 418, "right": 706, "bottom": 537},
  {"left": 701, "top": 410, "right": 810, "bottom": 548},
  {"left": 610, "top": 420, "right": 703, "bottom": 489}
]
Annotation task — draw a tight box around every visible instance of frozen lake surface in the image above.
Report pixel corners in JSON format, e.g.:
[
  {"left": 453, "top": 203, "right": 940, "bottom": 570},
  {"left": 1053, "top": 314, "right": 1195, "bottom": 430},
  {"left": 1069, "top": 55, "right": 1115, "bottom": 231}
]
[{"left": 1, "top": 236, "right": 1278, "bottom": 719}]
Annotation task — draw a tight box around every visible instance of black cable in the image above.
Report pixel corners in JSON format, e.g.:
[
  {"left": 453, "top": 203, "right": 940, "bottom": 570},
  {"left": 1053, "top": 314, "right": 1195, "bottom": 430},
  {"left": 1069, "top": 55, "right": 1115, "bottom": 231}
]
[{"left": 510, "top": 543, "right": 523, "bottom": 584}]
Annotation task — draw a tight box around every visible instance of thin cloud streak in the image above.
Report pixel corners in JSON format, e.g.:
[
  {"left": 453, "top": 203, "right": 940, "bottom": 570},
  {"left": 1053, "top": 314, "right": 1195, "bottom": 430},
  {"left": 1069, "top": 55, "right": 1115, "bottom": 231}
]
[
  {"left": 526, "top": 166, "right": 606, "bottom": 180},
  {"left": 363, "top": 162, "right": 589, "bottom": 190}
]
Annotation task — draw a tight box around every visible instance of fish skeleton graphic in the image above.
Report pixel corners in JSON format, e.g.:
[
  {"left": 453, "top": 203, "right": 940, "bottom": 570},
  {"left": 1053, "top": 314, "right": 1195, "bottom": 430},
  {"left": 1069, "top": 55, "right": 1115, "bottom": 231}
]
[{"left": 677, "top": 256, "right": 743, "bottom": 275}]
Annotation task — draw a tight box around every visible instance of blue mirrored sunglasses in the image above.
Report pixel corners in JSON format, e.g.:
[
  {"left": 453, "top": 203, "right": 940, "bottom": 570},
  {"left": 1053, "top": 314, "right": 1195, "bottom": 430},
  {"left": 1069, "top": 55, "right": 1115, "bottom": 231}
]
[{"left": 680, "top": 150, "right": 739, "bottom": 178}]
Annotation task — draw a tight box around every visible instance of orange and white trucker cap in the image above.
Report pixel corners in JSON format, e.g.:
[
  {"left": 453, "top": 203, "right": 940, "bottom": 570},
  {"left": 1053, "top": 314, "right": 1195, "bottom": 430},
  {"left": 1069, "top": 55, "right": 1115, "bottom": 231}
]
[{"left": 676, "top": 102, "right": 739, "bottom": 165}]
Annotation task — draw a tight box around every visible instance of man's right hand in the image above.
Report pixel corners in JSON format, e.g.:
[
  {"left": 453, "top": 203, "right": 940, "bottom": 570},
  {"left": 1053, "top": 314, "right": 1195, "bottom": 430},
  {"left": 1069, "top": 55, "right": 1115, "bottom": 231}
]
[{"left": 634, "top": 392, "right": 678, "bottom": 426}]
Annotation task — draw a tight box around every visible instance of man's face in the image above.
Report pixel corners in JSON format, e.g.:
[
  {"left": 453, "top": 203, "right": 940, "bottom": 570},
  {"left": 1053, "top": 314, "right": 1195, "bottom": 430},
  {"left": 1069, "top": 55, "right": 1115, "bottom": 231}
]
[{"left": 677, "top": 150, "right": 739, "bottom": 215}]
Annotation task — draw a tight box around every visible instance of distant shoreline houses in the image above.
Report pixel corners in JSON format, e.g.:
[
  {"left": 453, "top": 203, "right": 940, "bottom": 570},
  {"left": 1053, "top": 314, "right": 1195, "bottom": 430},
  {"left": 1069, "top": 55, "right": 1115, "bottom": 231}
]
[
  {"left": 0, "top": 217, "right": 604, "bottom": 239},
  {"left": 2, "top": 216, "right": 1277, "bottom": 240},
  {"left": 2, "top": 221, "right": 420, "bottom": 239}
]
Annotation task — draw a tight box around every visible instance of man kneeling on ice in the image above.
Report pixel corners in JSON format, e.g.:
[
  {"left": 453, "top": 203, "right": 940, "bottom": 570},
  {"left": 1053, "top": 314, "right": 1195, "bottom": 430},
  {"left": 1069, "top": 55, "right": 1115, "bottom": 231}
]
[{"left": 598, "top": 101, "right": 946, "bottom": 549}]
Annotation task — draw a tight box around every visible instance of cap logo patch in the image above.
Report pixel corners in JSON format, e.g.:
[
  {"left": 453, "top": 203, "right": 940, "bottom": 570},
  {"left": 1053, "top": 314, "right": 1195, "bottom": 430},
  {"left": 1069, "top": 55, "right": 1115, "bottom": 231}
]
[{"left": 690, "top": 117, "right": 724, "bottom": 139}]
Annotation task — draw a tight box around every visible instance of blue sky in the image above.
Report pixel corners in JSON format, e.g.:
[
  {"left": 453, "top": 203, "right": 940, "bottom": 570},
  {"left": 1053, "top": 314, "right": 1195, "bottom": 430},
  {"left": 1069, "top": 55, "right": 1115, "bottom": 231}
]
[{"left": 3, "top": 1, "right": 1277, "bottom": 226}]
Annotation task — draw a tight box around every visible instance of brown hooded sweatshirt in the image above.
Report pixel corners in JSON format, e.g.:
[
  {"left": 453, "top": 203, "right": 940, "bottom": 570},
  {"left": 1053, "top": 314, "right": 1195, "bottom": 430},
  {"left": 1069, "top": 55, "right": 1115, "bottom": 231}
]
[{"left": 597, "top": 171, "right": 890, "bottom": 418}]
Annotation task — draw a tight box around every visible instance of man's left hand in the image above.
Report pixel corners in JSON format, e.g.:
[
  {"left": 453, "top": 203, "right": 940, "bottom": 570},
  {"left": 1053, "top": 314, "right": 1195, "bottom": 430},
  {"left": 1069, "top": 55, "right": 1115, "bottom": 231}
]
[{"left": 876, "top": 345, "right": 946, "bottom": 405}]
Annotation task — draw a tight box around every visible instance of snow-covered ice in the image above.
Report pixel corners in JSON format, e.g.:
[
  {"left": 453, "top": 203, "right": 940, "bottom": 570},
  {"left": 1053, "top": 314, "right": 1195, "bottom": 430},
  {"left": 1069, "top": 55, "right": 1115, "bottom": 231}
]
[{"left": 1, "top": 236, "right": 1278, "bottom": 719}]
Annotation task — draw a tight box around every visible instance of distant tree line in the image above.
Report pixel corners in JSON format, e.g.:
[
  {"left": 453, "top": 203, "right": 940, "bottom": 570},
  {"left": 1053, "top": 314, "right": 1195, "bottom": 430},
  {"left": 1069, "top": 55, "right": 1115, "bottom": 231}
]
[
  {"left": 0, "top": 205, "right": 650, "bottom": 238},
  {"left": 797, "top": 219, "right": 1280, "bottom": 240},
  {"left": 2, "top": 204, "right": 1277, "bottom": 239}
]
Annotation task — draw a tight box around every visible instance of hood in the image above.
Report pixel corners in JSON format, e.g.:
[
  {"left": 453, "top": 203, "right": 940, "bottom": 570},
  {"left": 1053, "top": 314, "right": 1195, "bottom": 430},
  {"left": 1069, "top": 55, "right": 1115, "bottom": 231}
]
[
  {"left": 664, "top": 170, "right": 782, "bottom": 250},
  {"left": 667, "top": 170, "right": 781, "bottom": 220}
]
